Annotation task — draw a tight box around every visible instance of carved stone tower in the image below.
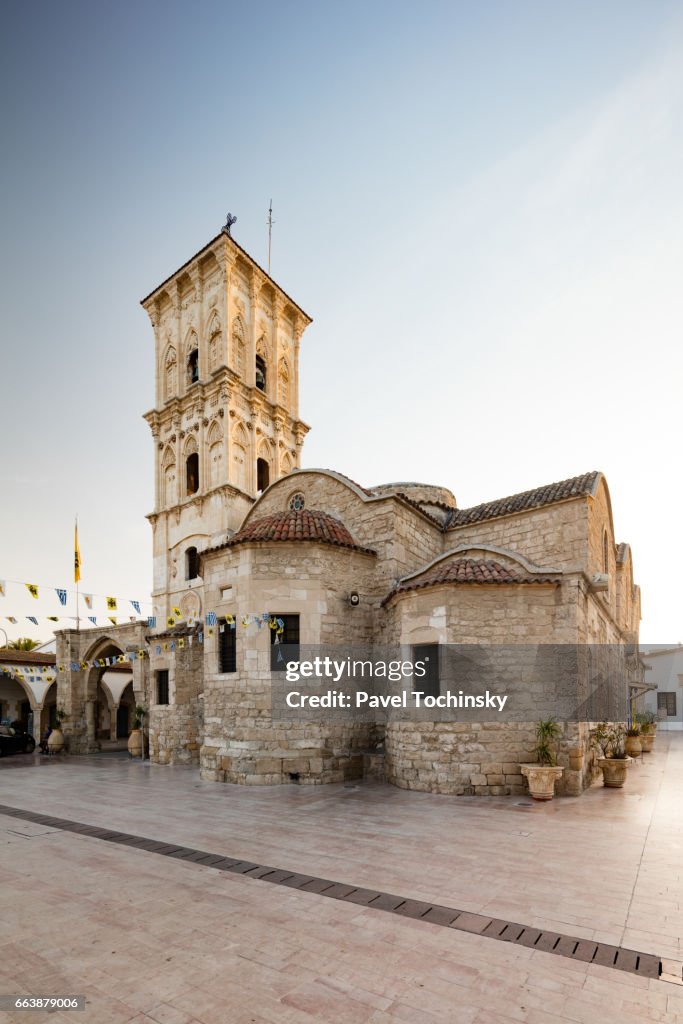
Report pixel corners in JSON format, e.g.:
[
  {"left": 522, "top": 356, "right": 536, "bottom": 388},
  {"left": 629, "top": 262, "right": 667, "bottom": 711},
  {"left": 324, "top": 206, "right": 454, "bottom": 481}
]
[{"left": 141, "top": 225, "right": 312, "bottom": 623}]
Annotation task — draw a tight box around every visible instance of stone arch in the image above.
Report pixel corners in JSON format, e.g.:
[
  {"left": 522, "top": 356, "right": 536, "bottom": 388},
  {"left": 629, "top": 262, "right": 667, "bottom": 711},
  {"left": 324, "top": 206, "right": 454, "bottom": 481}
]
[
  {"left": 207, "top": 420, "right": 224, "bottom": 489},
  {"left": 80, "top": 637, "right": 131, "bottom": 748},
  {"left": 184, "top": 434, "right": 199, "bottom": 495},
  {"left": 280, "top": 451, "right": 293, "bottom": 475},
  {"left": 207, "top": 313, "right": 222, "bottom": 373},
  {"left": 161, "top": 444, "right": 176, "bottom": 507},
  {"left": 232, "top": 421, "right": 249, "bottom": 493},
  {"left": 231, "top": 316, "right": 246, "bottom": 379},
  {"left": 256, "top": 437, "right": 273, "bottom": 492},
  {"left": 256, "top": 334, "right": 269, "bottom": 360},
  {"left": 163, "top": 345, "right": 177, "bottom": 401},
  {"left": 278, "top": 357, "right": 290, "bottom": 407},
  {"left": 184, "top": 329, "right": 199, "bottom": 386},
  {"left": 255, "top": 336, "right": 269, "bottom": 394}
]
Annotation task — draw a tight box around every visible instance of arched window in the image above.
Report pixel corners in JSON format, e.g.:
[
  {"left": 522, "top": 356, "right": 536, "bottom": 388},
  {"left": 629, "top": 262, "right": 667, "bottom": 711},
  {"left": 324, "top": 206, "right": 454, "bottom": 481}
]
[
  {"left": 255, "top": 355, "right": 267, "bottom": 392},
  {"left": 188, "top": 348, "right": 199, "bottom": 385},
  {"left": 257, "top": 458, "right": 270, "bottom": 493},
  {"left": 602, "top": 531, "right": 609, "bottom": 573},
  {"left": 288, "top": 492, "right": 305, "bottom": 511},
  {"left": 185, "top": 546, "right": 199, "bottom": 580},
  {"left": 186, "top": 452, "right": 199, "bottom": 495}
]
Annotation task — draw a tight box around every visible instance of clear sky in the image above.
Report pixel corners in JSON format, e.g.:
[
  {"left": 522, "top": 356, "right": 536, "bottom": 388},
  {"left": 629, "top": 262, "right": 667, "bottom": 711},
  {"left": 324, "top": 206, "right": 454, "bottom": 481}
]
[{"left": 1, "top": 0, "right": 681, "bottom": 643}]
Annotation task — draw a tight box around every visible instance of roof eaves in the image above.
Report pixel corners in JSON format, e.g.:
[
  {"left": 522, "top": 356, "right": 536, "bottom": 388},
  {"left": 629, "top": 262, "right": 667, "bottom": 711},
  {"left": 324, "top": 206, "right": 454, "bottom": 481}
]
[{"left": 139, "top": 229, "right": 312, "bottom": 322}]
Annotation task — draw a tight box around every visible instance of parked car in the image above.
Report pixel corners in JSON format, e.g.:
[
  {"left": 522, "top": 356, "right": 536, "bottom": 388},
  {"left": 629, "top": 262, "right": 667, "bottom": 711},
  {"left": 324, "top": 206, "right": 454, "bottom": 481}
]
[{"left": 0, "top": 724, "right": 36, "bottom": 756}]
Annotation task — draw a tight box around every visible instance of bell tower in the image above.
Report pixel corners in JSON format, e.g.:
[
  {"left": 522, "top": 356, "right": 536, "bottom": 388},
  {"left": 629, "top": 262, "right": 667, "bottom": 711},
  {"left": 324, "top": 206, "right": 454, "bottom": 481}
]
[{"left": 141, "top": 222, "right": 312, "bottom": 624}]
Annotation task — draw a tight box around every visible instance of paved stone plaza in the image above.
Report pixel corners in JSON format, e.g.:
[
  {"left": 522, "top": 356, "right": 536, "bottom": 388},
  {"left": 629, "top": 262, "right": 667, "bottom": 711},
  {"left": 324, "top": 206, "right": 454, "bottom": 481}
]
[{"left": 1, "top": 735, "right": 682, "bottom": 1024}]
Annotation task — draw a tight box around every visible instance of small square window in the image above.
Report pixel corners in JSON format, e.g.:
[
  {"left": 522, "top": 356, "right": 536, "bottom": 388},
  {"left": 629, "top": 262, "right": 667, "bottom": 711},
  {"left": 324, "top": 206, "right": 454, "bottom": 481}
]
[{"left": 658, "top": 691, "right": 676, "bottom": 717}]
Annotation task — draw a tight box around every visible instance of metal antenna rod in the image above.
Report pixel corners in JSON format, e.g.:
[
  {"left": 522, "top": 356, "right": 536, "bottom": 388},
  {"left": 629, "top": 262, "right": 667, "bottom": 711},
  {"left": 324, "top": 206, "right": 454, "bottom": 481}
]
[{"left": 267, "top": 199, "right": 275, "bottom": 275}]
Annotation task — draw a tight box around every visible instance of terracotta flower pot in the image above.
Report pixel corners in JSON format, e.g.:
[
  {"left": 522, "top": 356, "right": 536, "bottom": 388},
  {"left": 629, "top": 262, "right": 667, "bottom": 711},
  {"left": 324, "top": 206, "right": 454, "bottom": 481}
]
[
  {"left": 47, "top": 728, "right": 64, "bottom": 754},
  {"left": 625, "top": 735, "right": 642, "bottom": 758},
  {"left": 520, "top": 764, "right": 564, "bottom": 801},
  {"left": 598, "top": 756, "right": 632, "bottom": 788},
  {"left": 127, "top": 729, "right": 142, "bottom": 757},
  {"left": 640, "top": 732, "right": 655, "bottom": 753}
]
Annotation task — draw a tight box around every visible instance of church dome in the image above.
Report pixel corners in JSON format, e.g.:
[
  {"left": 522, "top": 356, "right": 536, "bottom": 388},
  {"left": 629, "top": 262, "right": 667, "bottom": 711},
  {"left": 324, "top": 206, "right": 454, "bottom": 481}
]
[{"left": 225, "top": 509, "right": 375, "bottom": 554}]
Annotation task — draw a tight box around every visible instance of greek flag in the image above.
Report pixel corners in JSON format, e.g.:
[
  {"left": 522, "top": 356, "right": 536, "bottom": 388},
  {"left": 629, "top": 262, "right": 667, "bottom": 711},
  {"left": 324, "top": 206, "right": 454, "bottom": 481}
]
[
  {"left": 147, "top": 615, "right": 157, "bottom": 627},
  {"left": 206, "top": 611, "right": 217, "bottom": 626},
  {"left": 131, "top": 600, "right": 141, "bottom": 614},
  {"left": 56, "top": 588, "right": 67, "bottom": 606},
  {"left": 27, "top": 616, "right": 38, "bottom": 625},
  {"left": 88, "top": 616, "right": 97, "bottom": 625}
]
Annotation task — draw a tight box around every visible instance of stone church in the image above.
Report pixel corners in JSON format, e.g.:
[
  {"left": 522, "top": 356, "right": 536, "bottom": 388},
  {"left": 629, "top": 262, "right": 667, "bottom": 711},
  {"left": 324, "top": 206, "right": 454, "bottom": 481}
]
[{"left": 55, "top": 225, "right": 641, "bottom": 797}]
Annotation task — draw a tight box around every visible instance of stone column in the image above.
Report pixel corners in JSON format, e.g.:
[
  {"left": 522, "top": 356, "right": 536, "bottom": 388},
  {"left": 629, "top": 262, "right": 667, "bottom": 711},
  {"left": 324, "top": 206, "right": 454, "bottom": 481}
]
[
  {"left": 32, "top": 706, "right": 43, "bottom": 742},
  {"left": 110, "top": 704, "right": 119, "bottom": 742},
  {"left": 85, "top": 699, "right": 96, "bottom": 749}
]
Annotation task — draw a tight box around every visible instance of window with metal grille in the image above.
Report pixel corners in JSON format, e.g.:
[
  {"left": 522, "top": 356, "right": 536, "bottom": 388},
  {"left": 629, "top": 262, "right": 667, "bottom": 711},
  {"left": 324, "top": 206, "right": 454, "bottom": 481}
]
[
  {"left": 156, "top": 670, "right": 169, "bottom": 705},
  {"left": 270, "top": 614, "right": 299, "bottom": 671},
  {"left": 412, "top": 644, "right": 440, "bottom": 698},
  {"left": 219, "top": 622, "right": 237, "bottom": 673},
  {"left": 658, "top": 691, "right": 676, "bottom": 717}
]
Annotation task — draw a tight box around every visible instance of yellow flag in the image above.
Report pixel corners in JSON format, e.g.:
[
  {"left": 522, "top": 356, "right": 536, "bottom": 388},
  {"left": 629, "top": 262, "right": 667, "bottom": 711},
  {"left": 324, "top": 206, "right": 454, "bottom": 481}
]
[
  {"left": 172, "top": 606, "right": 182, "bottom": 618},
  {"left": 26, "top": 583, "right": 39, "bottom": 599},
  {"left": 107, "top": 596, "right": 117, "bottom": 610},
  {"left": 74, "top": 521, "right": 81, "bottom": 583}
]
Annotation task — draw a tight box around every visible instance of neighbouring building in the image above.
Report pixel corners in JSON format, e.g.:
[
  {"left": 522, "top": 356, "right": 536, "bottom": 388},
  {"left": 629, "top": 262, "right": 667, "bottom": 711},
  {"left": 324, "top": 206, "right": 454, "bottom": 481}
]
[
  {"left": 53, "top": 224, "right": 642, "bottom": 797},
  {"left": 638, "top": 646, "right": 683, "bottom": 730}
]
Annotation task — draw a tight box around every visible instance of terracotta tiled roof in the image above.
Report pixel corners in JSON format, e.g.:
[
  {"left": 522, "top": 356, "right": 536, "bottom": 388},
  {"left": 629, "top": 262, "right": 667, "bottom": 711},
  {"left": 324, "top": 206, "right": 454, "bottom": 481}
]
[
  {"left": 220, "top": 510, "right": 376, "bottom": 555},
  {"left": 0, "top": 650, "right": 56, "bottom": 665},
  {"left": 447, "top": 472, "right": 600, "bottom": 528},
  {"left": 383, "top": 558, "right": 560, "bottom": 605}
]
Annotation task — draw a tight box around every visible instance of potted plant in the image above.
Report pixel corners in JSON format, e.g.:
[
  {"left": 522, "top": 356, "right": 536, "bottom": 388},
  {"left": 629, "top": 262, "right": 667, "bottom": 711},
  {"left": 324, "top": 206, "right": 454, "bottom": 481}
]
[
  {"left": 520, "top": 719, "right": 565, "bottom": 800},
  {"left": 47, "top": 707, "right": 66, "bottom": 754},
  {"left": 127, "top": 705, "right": 146, "bottom": 757},
  {"left": 635, "top": 711, "right": 656, "bottom": 752},
  {"left": 625, "top": 725, "right": 642, "bottom": 758},
  {"left": 590, "top": 723, "right": 632, "bottom": 788}
]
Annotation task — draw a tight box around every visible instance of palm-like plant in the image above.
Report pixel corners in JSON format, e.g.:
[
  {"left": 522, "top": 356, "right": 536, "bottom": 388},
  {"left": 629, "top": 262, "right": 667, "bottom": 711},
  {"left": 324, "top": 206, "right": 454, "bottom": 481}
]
[
  {"left": 533, "top": 719, "right": 561, "bottom": 766},
  {"left": 4, "top": 637, "right": 41, "bottom": 651}
]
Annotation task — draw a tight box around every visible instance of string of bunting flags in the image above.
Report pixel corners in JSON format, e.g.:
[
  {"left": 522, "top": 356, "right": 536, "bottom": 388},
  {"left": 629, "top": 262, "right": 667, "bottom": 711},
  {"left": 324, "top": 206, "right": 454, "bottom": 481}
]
[
  {"left": 0, "top": 614, "right": 286, "bottom": 680},
  {"left": 0, "top": 578, "right": 150, "bottom": 613},
  {"left": 1, "top": 609, "right": 286, "bottom": 633},
  {"left": 1, "top": 664, "right": 57, "bottom": 684},
  {"left": 53, "top": 615, "right": 285, "bottom": 673},
  {"left": 4, "top": 615, "right": 145, "bottom": 626}
]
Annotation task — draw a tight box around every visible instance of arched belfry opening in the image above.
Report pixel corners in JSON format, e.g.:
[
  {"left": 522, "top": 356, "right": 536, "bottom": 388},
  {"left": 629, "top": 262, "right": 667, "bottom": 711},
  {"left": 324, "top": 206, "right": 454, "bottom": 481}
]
[
  {"left": 257, "top": 458, "right": 270, "bottom": 493},
  {"left": 186, "top": 452, "right": 199, "bottom": 495},
  {"left": 255, "top": 355, "right": 267, "bottom": 392},
  {"left": 188, "top": 348, "right": 199, "bottom": 385},
  {"left": 186, "top": 546, "right": 200, "bottom": 580}
]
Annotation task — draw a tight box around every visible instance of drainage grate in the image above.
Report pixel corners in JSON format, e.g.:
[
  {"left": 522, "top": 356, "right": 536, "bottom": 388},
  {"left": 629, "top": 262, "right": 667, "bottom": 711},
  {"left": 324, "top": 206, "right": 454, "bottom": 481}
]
[{"left": 0, "top": 803, "right": 661, "bottom": 980}]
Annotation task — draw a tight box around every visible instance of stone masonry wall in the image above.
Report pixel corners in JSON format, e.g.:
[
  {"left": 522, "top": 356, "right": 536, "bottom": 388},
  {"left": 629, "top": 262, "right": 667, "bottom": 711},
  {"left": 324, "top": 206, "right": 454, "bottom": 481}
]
[{"left": 386, "top": 720, "right": 590, "bottom": 797}]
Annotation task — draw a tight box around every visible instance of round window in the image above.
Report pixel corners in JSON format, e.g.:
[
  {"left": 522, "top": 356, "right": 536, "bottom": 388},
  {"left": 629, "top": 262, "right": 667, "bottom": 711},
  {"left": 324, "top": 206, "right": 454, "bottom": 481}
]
[{"left": 288, "top": 492, "right": 305, "bottom": 511}]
